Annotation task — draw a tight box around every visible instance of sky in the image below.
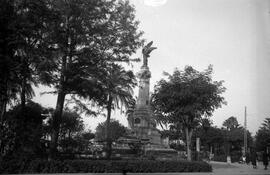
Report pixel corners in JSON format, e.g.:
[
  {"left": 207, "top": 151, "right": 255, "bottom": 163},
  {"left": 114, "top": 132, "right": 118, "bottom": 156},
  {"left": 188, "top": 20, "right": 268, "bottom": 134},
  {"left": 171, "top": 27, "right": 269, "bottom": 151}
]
[{"left": 33, "top": 0, "right": 270, "bottom": 135}]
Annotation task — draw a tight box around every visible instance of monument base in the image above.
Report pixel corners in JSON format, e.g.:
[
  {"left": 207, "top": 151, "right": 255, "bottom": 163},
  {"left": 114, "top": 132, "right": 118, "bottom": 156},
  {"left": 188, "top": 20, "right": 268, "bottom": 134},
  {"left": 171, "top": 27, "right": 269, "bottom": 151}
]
[{"left": 114, "top": 135, "right": 177, "bottom": 160}]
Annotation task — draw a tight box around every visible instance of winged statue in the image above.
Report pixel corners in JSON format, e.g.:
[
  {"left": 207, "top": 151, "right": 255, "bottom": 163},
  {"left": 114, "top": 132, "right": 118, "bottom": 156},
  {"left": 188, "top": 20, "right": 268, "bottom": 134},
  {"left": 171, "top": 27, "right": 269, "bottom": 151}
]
[{"left": 142, "top": 41, "right": 157, "bottom": 67}]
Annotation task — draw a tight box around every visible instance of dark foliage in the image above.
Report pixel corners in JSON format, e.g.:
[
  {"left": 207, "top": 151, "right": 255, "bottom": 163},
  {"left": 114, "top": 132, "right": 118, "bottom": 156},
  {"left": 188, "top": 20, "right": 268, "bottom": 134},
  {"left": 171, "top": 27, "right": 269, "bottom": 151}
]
[
  {"left": 1, "top": 101, "right": 47, "bottom": 159},
  {"left": 151, "top": 65, "right": 226, "bottom": 161},
  {"left": 0, "top": 159, "right": 212, "bottom": 173},
  {"left": 95, "top": 119, "right": 128, "bottom": 142},
  {"left": 255, "top": 118, "right": 270, "bottom": 152}
]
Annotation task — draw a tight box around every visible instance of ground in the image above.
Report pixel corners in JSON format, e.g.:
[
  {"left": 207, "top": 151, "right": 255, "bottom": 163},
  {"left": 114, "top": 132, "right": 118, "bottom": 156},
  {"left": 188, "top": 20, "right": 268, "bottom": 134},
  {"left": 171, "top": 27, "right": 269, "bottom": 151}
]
[{"left": 210, "top": 161, "right": 269, "bottom": 175}]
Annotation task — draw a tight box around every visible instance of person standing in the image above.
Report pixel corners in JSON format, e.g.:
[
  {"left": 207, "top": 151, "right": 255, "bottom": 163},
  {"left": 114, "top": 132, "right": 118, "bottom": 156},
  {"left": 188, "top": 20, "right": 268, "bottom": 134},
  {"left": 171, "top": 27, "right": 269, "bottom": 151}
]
[
  {"left": 262, "top": 150, "right": 269, "bottom": 170},
  {"left": 251, "top": 150, "right": 257, "bottom": 169},
  {"left": 246, "top": 152, "right": 250, "bottom": 165}
]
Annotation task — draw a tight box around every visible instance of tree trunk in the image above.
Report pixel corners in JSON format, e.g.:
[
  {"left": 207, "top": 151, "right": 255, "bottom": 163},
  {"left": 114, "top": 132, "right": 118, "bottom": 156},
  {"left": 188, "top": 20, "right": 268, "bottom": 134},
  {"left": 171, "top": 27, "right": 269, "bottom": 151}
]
[
  {"left": 50, "top": 89, "right": 66, "bottom": 160},
  {"left": 49, "top": 57, "right": 67, "bottom": 160},
  {"left": 21, "top": 78, "right": 26, "bottom": 111},
  {"left": 0, "top": 93, "right": 7, "bottom": 160},
  {"left": 19, "top": 58, "right": 27, "bottom": 153},
  {"left": 185, "top": 127, "right": 193, "bottom": 161},
  {"left": 105, "top": 95, "right": 113, "bottom": 159},
  {"left": 21, "top": 57, "right": 27, "bottom": 114},
  {"left": 0, "top": 102, "right": 6, "bottom": 125},
  {"left": 0, "top": 83, "right": 8, "bottom": 126}
]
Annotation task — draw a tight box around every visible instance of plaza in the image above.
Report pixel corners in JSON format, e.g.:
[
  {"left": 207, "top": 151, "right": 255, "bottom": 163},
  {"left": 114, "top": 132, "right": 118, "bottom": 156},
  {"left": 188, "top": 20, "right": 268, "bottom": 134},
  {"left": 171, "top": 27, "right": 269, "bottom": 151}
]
[{"left": 1, "top": 0, "right": 270, "bottom": 174}]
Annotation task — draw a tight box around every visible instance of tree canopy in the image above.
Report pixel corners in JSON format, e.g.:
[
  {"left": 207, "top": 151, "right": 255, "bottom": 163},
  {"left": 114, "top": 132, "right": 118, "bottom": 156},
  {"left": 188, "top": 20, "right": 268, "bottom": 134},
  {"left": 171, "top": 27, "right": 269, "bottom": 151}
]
[
  {"left": 95, "top": 119, "right": 128, "bottom": 142},
  {"left": 255, "top": 118, "right": 270, "bottom": 152},
  {"left": 25, "top": 0, "right": 143, "bottom": 158},
  {"left": 151, "top": 65, "right": 226, "bottom": 161},
  {"left": 222, "top": 116, "right": 239, "bottom": 130},
  {"left": 1, "top": 101, "right": 46, "bottom": 158},
  {"left": 0, "top": 0, "right": 144, "bottom": 160}
]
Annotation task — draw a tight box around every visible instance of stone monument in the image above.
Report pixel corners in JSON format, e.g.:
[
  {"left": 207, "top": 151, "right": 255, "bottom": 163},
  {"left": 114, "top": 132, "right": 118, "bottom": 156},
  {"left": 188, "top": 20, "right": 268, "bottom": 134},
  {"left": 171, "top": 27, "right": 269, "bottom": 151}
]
[
  {"left": 115, "top": 42, "right": 177, "bottom": 160},
  {"left": 127, "top": 41, "right": 163, "bottom": 145}
]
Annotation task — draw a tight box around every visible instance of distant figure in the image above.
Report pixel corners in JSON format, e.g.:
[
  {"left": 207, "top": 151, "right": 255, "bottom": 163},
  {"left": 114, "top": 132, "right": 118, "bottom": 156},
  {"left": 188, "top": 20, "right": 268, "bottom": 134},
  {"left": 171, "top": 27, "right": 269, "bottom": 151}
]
[
  {"left": 262, "top": 150, "right": 269, "bottom": 170},
  {"left": 246, "top": 152, "right": 250, "bottom": 165},
  {"left": 209, "top": 153, "right": 214, "bottom": 162},
  {"left": 251, "top": 150, "right": 257, "bottom": 169},
  {"left": 240, "top": 155, "right": 246, "bottom": 164}
]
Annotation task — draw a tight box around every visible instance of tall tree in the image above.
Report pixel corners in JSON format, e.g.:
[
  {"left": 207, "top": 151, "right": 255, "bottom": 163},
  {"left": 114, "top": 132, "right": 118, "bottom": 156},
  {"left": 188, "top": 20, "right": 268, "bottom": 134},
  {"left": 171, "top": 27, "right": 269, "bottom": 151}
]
[
  {"left": 255, "top": 118, "right": 270, "bottom": 152},
  {"left": 151, "top": 65, "right": 226, "bottom": 161},
  {"left": 0, "top": 0, "right": 51, "bottom": 159},
  {"left": 40, "top": 0, "right": 143, "bottom": 159},
  {"left": 222, "top": 116, "right": 238, "bottom": 158},
  {"left": 3, "top": 0, "right": 51, "bottom": 109},
  {"left": 0, "top": 1, "right": 17, "bottom": 158},
  {"left": 100, "top": 64, "right": 136, "bottom": 159},
  {"left": 0, "top": 0, "right": 18, "bottom": 123},
  {"left": 221, "top": 117, "right": 253, "bottom": 162}
]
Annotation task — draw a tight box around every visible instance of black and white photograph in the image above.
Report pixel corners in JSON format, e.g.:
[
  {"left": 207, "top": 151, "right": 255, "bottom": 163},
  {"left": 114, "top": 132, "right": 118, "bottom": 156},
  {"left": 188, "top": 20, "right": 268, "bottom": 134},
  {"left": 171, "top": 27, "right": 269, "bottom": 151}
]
[{"left": 0, "top": 0, "right": 269, "bottom": 174}]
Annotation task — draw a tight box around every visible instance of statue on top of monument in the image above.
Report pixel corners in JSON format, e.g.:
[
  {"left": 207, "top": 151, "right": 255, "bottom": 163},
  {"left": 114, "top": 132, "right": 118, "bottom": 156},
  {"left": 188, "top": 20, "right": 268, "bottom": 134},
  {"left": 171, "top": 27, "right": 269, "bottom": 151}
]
[{"left": 142, "top": 41, "right": 157, "bottom": 67}]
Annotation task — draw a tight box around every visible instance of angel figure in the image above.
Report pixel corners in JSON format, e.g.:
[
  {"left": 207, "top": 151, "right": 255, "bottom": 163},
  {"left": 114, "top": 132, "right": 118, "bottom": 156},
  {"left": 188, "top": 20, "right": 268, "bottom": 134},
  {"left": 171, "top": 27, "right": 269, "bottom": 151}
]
[{"left": 142, "top": 41, "right": 157, "bottom": 67}]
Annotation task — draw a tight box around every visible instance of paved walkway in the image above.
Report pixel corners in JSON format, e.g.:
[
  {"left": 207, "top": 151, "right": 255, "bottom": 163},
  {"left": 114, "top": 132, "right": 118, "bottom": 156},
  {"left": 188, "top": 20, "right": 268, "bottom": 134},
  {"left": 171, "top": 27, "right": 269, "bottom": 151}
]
[
  {"left": 209, "top": 161, "right": 270, "bottom": 175},
  {"left": 92, "top": 162, "right": 269, "bottom": 175}
]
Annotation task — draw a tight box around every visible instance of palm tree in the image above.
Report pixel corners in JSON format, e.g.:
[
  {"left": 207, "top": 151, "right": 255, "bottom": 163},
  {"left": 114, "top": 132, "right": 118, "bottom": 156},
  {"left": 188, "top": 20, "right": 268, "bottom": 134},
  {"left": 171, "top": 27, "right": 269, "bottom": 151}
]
[
  {"left": 261, "top": 118, "right": 270, "bottom": 130},
  {"left": 102, "top": 63, "right": 136, "bottom": 159},
  {"left": 0, "top": 1, "right": 49, "bottom": 160},
  {"left": 0, "top": 0, "right": 46, "bottom": 115}
]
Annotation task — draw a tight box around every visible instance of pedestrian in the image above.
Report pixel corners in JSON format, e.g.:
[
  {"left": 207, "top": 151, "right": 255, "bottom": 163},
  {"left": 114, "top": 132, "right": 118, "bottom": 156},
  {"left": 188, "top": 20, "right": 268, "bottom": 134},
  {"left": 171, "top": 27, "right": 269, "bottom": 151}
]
[
  {"left": 246, "top": 152, "right": 250, "bottom": 165},
  {"left": 262, "top": 150, "right": 269, "bottom": 170},
  {"left": 243, "top": 155, "right": 246, "bottom": 164},
  {"left": 251, "top": 150, "right": 257, "bottom": 169}
]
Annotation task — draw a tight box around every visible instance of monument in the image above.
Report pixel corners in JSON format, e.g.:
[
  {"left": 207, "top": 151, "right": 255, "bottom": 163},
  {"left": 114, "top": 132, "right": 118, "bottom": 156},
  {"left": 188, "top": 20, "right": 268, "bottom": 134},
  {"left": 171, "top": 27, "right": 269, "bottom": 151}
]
[
  {"left": 114, "top": 41, "right": 177, "bottom": 160},
  {"left": 128, "top": 41, "right": 165, "bottom": 146}
]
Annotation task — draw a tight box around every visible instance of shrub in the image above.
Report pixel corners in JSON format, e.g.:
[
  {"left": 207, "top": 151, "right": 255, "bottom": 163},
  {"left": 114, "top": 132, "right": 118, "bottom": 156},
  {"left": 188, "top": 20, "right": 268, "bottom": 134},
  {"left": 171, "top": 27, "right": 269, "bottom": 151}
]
[{"left": 0, "top": 159, "right": 212, "bottom": 173}]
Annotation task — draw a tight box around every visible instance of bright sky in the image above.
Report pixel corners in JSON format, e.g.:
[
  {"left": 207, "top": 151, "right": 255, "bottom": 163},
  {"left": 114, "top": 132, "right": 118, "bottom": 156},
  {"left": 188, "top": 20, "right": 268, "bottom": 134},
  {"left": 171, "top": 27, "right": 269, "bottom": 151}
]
[{"left": 33, "top": 0, "right": 270, "bottom": 135}]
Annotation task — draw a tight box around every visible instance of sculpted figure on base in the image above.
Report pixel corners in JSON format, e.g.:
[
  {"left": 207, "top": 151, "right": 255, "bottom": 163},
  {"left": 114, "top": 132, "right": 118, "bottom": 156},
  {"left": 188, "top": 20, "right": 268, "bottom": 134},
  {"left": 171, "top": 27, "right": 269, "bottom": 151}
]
[{"left": 142, "top": 41, "right": 157, "bottom": 67}]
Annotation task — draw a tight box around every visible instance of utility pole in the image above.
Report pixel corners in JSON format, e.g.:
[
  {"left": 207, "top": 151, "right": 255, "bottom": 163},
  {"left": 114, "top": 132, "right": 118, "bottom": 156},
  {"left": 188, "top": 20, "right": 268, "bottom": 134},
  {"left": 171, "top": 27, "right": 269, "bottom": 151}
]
[{"left": 244, "top": 106, "right": 247, "bottom": 156}]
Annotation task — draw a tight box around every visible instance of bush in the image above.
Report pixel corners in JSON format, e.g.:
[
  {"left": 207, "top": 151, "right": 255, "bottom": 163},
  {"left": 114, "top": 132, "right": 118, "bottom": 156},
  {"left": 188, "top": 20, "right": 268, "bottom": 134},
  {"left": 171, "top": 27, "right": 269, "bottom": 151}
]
[{"left": 0, "top": 159, "right": 212, "bottom": 173}]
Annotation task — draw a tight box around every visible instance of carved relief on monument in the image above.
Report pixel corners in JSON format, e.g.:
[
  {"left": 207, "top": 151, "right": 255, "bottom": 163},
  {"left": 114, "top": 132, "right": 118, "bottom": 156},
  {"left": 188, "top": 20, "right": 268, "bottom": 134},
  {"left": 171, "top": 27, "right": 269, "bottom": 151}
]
[
  {"left": 142, "top": 41, "right": 157, "bottom": 67},
  {"left": 137, "top": 68, "right": 151, "bottom": 79}
]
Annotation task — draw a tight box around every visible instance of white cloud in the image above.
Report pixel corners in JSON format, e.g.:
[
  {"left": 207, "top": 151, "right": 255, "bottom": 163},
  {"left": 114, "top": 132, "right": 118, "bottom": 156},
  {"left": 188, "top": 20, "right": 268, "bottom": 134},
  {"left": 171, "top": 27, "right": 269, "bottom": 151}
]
[{"left": 144, "top": 0, "right": 167, "bottom": 7}]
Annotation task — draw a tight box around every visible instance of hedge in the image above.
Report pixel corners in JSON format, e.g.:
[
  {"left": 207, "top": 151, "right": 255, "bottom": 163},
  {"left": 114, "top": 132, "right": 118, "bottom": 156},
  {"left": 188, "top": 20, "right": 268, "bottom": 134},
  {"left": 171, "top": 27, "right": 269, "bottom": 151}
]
[{"left": 0, "top": 159, "right": 212, "bottom": 173}]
